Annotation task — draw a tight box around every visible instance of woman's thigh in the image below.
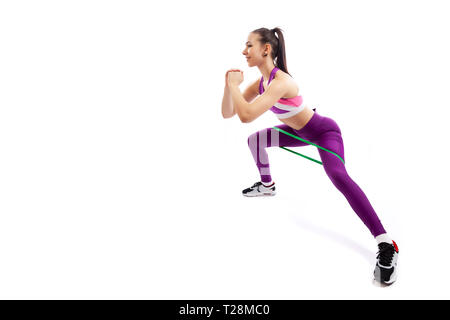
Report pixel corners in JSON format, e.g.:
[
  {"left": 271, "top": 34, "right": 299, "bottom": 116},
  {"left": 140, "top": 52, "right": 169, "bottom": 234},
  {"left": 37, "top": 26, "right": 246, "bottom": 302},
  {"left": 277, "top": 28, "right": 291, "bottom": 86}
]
[
  {"left": 269, "top": 123, "right": 310, "bottom": 148},
  {"left": 315, "top": 131, "right": 346, "bottom": 170},
  {"left": 248, "top": 124, "right": 310, "bottom": 150}
]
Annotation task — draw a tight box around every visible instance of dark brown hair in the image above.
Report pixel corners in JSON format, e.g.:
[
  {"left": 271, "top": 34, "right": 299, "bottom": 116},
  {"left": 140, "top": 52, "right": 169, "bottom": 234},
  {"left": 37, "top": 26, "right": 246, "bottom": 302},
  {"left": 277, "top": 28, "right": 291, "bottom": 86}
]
[{"left": 251, "top": 27, "right": 290, "bottom": 76}]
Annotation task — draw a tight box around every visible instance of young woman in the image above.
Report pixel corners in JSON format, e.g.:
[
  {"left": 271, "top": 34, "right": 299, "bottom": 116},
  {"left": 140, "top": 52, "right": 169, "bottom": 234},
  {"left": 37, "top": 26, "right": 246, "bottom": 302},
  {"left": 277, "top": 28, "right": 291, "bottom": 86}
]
[{"left": 221, "top": 27, "right": 399, "bottom": 285}]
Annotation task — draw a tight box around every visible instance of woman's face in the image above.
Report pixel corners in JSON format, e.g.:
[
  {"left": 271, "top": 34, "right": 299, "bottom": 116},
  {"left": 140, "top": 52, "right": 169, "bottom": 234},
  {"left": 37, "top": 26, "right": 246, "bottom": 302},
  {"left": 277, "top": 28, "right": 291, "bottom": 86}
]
[{"left": 242, "top": 33, "right": 266, "bottom": 67}]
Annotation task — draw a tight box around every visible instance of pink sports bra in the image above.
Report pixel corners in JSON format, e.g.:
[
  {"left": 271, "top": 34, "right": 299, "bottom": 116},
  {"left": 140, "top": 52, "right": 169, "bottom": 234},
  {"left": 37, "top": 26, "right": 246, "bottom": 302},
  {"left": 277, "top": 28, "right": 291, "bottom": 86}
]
[{"left": 259, "top": 67, "right": 314, "bottom": 119}]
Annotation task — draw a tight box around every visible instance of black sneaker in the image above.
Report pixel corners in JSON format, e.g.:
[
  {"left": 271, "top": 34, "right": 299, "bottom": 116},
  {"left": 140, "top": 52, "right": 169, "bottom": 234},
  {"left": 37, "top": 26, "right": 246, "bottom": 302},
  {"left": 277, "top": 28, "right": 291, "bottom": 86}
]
[
  {"left": 374, "top": 240, "right": 399, "bottom": 284},
  {"left": 242, "top": 181, "right": 276, "bottom": 197}
]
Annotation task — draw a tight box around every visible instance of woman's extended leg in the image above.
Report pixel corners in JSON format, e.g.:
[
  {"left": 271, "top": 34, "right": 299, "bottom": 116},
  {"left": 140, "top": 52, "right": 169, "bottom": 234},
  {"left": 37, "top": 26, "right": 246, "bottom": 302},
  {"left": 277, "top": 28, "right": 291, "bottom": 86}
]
[
  {"left": 315, "top": 130, "right": 386, "bottom": 237},
  {"left": 314, "top": 129, "right": 398, "bottom": 284},
  {"left": 247, "top": 119, "right": 387, "bottom": 237},
  {"left": 247, "top": 123, "right": 309, "bottom": 184}
]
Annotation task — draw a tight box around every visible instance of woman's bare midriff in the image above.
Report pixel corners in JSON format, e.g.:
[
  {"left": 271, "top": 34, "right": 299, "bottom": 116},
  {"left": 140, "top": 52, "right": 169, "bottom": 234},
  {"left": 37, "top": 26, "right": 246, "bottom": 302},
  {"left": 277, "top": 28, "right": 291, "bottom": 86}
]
[{"left": 280, "top": 105, "right": 315, "bottom": 130}]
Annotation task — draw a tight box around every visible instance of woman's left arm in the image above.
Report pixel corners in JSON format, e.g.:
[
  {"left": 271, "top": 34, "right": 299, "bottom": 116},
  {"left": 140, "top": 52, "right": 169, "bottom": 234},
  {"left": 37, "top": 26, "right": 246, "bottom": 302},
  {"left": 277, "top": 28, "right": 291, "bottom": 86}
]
[{"left": 228, "top": 79, "right": 287, "bottom": 123}]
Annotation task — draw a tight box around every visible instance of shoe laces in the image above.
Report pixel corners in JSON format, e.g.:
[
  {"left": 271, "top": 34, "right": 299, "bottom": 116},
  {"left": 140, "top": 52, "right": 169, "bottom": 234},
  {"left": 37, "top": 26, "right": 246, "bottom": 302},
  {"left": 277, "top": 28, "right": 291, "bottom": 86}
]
[
  {"left": 251, "top": 182, "right": 262, "bottom": 188},
  {"left": 376, "top": 242, "right": 395, "bottom": 266}
]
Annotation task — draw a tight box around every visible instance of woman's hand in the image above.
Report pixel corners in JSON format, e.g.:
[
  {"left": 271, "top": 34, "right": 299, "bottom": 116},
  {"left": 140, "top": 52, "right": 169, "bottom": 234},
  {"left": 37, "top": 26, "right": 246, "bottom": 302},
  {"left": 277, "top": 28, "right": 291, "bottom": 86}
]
[
  {"left": 225, "top": 69, "right": 241, "bottom": 87},
  {"left": 226, "top": 69, "right": 244, "bottom": 87}
]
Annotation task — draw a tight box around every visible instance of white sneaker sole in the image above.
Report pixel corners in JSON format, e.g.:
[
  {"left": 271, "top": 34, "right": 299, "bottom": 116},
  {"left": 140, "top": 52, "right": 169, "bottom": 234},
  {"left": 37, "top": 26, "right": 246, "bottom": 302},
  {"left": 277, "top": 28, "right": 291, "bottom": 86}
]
[{"left": 243, "top": 192, "right": 276, "bottom": 197}]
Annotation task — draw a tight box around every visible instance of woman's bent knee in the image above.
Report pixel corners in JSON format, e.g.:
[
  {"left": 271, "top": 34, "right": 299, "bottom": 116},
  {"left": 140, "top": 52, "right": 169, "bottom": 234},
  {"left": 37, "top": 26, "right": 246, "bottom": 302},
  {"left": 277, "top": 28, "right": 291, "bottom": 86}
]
[{"left": 247, "top": 133, "right": 257, "bottom": 147}]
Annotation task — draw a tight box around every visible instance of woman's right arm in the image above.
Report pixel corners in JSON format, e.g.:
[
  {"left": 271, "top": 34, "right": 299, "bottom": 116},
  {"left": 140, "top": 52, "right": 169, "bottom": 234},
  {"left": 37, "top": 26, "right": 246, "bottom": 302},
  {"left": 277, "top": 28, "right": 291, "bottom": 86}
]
[
  {"left": 222, "top": 85, "right": 235, "bottom": 118},
  {"left": 222, "top": 69, "right": 239, "bottom": 118},
  {"left": 222, "top": 70, "right": 259, "bottom": 119}
]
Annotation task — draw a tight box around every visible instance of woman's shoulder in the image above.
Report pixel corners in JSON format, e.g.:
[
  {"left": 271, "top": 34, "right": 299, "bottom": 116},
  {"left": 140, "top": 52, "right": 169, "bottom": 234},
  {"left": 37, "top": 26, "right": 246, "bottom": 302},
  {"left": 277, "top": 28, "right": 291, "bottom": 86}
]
[
  {"left": 274, "top": 69, "right": 295, "bottom": 81},
  {"left": 274, "top": 70, "right": 299, "bottom": 93}
]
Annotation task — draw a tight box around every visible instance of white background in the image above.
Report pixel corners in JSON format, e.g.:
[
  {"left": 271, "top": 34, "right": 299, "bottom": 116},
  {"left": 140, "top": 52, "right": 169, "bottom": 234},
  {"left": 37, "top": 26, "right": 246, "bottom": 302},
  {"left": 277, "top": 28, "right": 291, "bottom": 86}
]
[{"left": 0, "top": 0, "right": 449, "bottom": 299}]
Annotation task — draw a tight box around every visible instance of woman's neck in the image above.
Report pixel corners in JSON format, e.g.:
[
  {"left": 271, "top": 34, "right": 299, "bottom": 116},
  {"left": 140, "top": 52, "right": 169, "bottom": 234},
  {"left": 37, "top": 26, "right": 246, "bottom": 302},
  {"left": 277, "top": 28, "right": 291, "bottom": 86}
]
[{"left": 259, "top": 63, "right": 277, "bottom": 82}]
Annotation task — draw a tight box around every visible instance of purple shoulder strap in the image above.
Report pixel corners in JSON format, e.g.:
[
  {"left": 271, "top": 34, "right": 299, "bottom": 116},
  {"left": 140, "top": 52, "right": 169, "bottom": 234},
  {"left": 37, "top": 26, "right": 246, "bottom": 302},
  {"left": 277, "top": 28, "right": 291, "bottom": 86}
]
[
  {"left": 268, "top": 67, "right": 279, "bottom": 84},
  {"left": 259, "top": 67, "right": 279, "bottom": 94},
  {"left": 259, "top": 77, "right": 264, "bottom": 94}
]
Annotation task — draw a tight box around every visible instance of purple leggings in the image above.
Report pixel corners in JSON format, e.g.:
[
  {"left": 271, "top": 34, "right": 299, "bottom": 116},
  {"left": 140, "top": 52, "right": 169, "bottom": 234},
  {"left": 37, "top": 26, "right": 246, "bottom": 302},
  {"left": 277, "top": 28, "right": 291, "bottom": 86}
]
[{"left": 247, "top": 111, "right": 386, "bottom": 237}]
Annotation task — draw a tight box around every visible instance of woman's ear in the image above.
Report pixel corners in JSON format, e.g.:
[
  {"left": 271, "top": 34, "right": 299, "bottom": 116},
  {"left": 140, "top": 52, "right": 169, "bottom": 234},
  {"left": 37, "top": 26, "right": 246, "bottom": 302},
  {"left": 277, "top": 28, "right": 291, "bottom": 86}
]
[{"left": 264, "top": 44, "right": 271, "bottom": 56}]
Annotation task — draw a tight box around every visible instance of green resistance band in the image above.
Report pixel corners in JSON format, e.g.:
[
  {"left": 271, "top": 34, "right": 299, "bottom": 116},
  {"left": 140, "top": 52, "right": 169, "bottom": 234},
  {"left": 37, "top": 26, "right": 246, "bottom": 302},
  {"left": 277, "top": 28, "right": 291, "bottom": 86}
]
[{"left": 272, "top": 126, "right": 345, "bottom": 166}]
